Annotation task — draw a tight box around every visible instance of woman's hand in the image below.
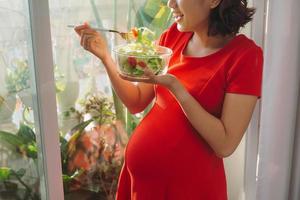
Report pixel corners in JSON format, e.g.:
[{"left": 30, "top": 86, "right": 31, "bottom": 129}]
[
  {"left": 74, "top": 23, "right": 110, "bottom": 61},
  {"left": 119, "top": 67, "right": 178, "bottom": 90}
]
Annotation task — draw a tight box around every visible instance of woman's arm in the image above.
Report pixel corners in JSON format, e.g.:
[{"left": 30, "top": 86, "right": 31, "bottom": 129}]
[
  {"left": 74, "top": 24, "right": 155, "bottom": 113},
  {"left": 169, "top": 80, "right": 258, "bottom": 158},
  {"left": 101, "top": 56, "right": 155, "bottom": 114}
]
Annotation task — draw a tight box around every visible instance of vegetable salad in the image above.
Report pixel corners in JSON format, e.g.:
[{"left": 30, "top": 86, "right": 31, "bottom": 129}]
[{"left": 115, "top": 27, "right": 170, "bottom": 77}]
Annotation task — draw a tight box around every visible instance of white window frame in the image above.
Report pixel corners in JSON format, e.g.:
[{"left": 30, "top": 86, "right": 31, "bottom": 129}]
[
  {"left": 244, "top": 0, "right": 267, "bottom": 199},
  {"left": 28, "top": 0, "right": 64, "bottom": 199}
]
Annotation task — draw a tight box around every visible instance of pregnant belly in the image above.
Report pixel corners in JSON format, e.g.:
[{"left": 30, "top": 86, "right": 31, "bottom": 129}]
[{"left": 125, "top": 103, "right": 213, "bottom": 179}]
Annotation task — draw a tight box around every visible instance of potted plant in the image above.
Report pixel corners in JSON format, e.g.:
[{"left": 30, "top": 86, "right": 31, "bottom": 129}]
[
  {"left": 62, "top": 93, "right": 128, "bottom": 199},
  {"left": 0, "top": 92, "right": 128, "bottom": 200},
  {"left": 0, "top": 123, "right": 39, "bottom": 200}
]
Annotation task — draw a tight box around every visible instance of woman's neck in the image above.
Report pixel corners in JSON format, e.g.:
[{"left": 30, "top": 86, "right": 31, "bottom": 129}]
[
  {"left": 183, "top": 30, "right": 234, "bottom": 57},
  {"left": 192, "top": 30, "right": 233, "bottom": 50}
]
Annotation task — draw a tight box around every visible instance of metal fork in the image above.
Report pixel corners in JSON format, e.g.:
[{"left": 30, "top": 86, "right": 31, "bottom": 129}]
[{"left": 67, "top": 24, "right": 132, "bottom": 41}]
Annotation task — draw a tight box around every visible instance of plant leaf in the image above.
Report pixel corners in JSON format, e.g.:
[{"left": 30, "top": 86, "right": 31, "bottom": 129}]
[
  {"left": 0, "top": 131, "right": 25, "bottom": 150},
  {"left": 15, "top": 168, "right": 26, "bottom": 178},
  {"left": 70, "top": 118, "right": 93, "bottom": 134},
  {"left": 0, "top": 167, "right": 11, "bottom": 181},
  {"left": 62, "top": 174, "right": 72, "bottom": 183},
  {"left": 17, "top": 123, "right": 36, "bottom": 144},
  {"left": 26, "top": 144, "right": 38, "bottom": 159},
  {"left": 60, "top": 135, "right": 68, "bottom": 156},
  {"left": 60, "top": 135, "right": 69, "bottom": 174},
  {"left": 66, "top": 130, "right": 81, "bottom": 158}
]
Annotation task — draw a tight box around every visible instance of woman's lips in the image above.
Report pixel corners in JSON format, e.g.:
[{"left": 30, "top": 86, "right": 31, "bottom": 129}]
[{"left": 173, "top": 14, "right": 184, "bottom": 22}]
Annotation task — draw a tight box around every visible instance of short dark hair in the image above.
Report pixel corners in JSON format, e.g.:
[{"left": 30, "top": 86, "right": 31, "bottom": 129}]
[{"left": 208, "top": 0, "right": 255, "bottom": 36}]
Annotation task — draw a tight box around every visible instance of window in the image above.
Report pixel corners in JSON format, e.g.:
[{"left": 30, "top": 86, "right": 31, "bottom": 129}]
[{"left": 0, "top": 1, "right": 49, "bottom": 199}]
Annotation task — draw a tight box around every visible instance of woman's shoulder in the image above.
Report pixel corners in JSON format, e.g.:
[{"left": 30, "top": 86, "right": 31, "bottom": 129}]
[
  {"left": 222, "top": 34, "right": 263, "bottom": 76},
  {"left": 229, "top": 34, "right": 263, "bottom": 56}
]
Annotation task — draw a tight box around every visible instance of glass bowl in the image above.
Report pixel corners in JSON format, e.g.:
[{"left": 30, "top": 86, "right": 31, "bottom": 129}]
[{"left": 113, "top": 44, "right": 173, "bottom": 80}]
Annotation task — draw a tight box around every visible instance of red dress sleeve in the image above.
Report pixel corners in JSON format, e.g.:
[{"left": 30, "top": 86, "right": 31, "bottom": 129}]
[{"left": 225, "top": 46, "right": 264, "bottom": 98}]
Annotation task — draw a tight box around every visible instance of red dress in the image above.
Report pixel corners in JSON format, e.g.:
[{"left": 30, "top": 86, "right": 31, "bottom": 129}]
[{"left": 116, "top": 23, "right": 263, "bottom": 200}]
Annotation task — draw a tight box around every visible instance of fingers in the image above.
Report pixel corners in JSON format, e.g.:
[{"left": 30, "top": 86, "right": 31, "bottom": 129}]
[
  {"left": 74, "top": 24, "right": 89, "bottom": 36},
  {"left": 74, "top": 23, "right": 94, "bottom": 36},
  {"left": 73, "top": 23, "right": 107, "bottom": 54},
  {"left": 80, "top": 30, "right": 98, "bottom": 50},
  {"left": 143, "top": 67, "right": 156, "bottom": 79},
  {"left": 118, "top": 67, "right": 157, "bottom": 83},
  {"left": 118, "top": 73, "right": 152, "bottom": 83},
  {"left": 80, "top": 29, "right": 97, "bottom": 40},
  {"left": 83, "top": 21, "right": 90, "bottom": 27},
  {"left": 82, "top": 34, "right": 93, "bottom": 50}
]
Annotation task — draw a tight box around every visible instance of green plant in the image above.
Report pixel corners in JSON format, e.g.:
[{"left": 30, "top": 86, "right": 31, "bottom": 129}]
[
  {"left": 59, "top": 93, "right": 128, "bottom": 199},
  {"left": 0, "top": 124, "right": 37, "bottom": 159},
  {"left": 0, "top": 123, "right": 38, "bottom": 199},
  {"left": 5, "top": 60, "right": 30, "bottom": 94},
  {"left": 80, "top": 93, "right": 116, "bottom": 124},
  {"left": 1, "top": 92, "right": 128, "bottom": 199},
  {"left": 0, "top": 167, "right": 40, "bottom": 200}
]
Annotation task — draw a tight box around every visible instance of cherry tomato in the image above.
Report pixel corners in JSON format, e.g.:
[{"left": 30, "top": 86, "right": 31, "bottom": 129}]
[
  {"left": 137, "top": 61, "right": 147, "bottom": 68},
  {"left": 127, "top": 56, "right": 137, "bottom": 67},
  {"left": 131, "top": 27, "right": 139, "bottom": 38}
]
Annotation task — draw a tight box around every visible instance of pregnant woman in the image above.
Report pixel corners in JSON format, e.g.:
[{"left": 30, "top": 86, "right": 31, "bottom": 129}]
[{"left": 74, "top": 0, "right": 263, "bottom": 199}]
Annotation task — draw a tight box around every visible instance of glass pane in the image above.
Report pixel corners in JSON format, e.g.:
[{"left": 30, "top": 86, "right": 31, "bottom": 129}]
[
  {"left": 48, "top": 0, "right": 172, "bottom": 199},
  {"left": 0, "top": 1, "right": 47, "bottom": 199}
]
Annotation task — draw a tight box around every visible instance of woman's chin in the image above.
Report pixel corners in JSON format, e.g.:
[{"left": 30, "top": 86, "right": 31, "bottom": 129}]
[{"left": 176, "top": 23, "right": 190, "bottom": 32}]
